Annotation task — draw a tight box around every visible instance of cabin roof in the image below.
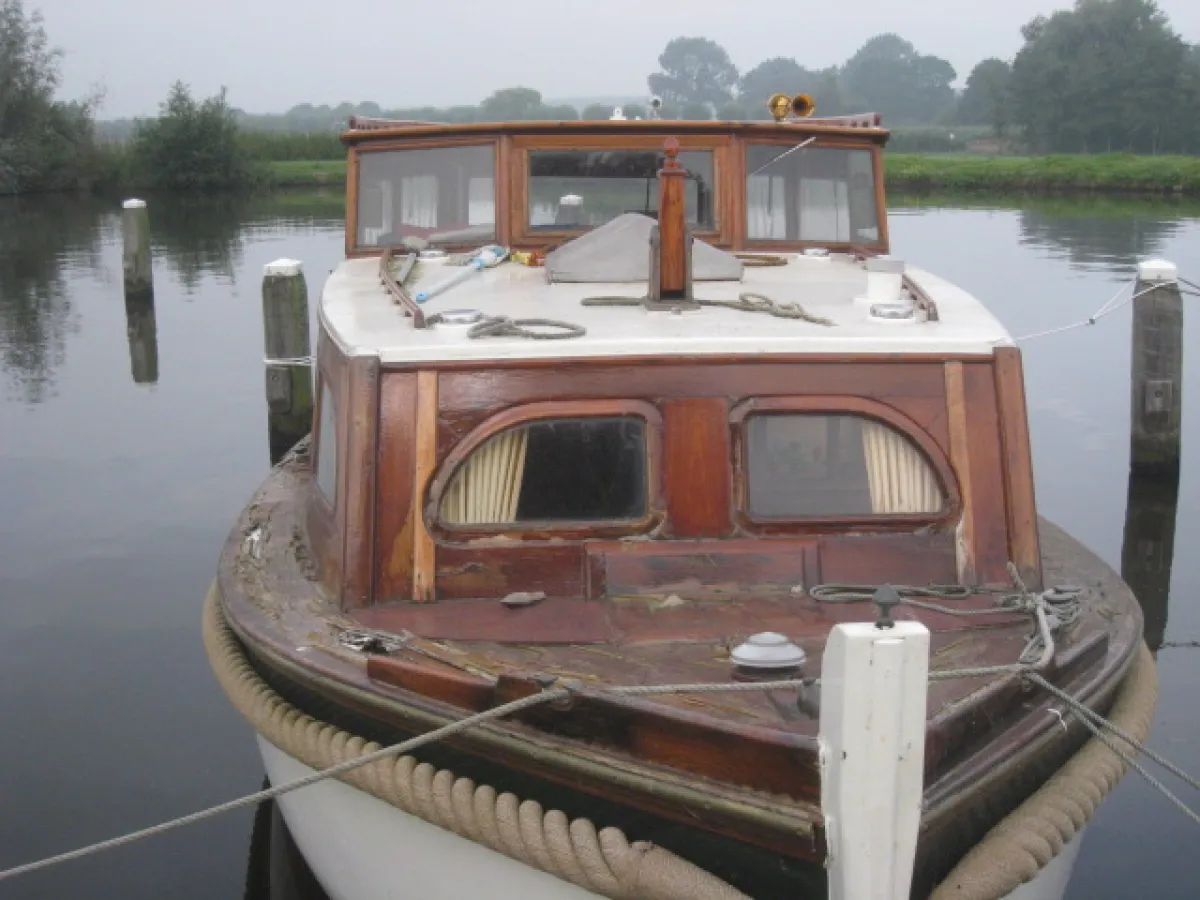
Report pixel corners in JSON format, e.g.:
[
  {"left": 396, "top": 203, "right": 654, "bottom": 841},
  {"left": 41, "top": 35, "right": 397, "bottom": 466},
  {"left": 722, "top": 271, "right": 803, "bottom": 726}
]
[{"left": 319, "top": 253, "right": 1014, "bottom": 364}]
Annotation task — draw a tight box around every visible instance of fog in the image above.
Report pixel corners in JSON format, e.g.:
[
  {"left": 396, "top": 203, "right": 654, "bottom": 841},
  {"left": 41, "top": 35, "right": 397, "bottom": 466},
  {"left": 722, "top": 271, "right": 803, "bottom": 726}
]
[{"left": 35, "top": 0, "right": 1200, "bottom": 118}]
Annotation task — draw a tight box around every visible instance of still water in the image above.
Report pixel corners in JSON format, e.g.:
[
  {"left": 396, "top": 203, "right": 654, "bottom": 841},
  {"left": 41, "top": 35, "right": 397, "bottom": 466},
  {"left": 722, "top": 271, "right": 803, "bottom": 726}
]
[{"left": 0, "top": 190, "right": 1197, "bottom": 898}]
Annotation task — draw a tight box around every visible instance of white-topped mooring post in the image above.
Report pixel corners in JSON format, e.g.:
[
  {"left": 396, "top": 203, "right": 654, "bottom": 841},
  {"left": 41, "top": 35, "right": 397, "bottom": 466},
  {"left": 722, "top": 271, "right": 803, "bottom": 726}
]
[
  {"left": 820, "top": 615, "right": 930, "bottom": 900},
  {"left": 122, "top": 199, "right": 152, "bottom": 296},
  {"left": 1131, "top": 259, "right": 1182, "bottom": 477},
  {"left": 262, "top": 259, "right": 313, "bottom": 463}
]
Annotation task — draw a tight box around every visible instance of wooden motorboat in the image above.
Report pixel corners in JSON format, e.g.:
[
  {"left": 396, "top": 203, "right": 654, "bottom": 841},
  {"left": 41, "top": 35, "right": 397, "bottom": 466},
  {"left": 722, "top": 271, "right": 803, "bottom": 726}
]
[{"left": 208, "top": 98, "right": 1147, "bottom": 900}]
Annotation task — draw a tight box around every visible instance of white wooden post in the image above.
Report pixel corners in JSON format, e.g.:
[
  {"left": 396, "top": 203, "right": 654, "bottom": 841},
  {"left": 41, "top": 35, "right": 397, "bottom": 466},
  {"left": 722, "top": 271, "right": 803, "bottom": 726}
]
[{"left": 820, "top": 620, "right": 930, "bottom": 900}]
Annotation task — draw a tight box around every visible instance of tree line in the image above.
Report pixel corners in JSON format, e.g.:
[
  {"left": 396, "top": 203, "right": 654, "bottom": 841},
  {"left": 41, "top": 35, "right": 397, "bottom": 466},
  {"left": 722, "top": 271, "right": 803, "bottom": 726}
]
[{"left": 4, "top": 0, "right": 1200, "bottom": 195}]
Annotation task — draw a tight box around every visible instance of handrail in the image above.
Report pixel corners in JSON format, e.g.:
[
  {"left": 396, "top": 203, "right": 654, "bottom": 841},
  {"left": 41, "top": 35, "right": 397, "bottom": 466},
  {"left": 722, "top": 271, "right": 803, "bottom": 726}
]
[{"left": 379, "top": 247, "right": 427, "bottom": 329}]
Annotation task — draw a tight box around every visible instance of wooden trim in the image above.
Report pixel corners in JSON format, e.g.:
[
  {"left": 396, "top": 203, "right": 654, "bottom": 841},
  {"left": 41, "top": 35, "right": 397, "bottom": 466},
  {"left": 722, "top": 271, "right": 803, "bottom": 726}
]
[
  {"left": 375, "top": 373, "right": 420, "bottom": 603},
  {"left": 426, "top": 399, "right": 665, "bottom": 542},
  {"left": 345, "top": 150, "right": 360, "bottom": 259},
  {"left": 873, "top": 146, "right": 891, "bottom": 253},
  {"left": 727, "top": 136, "right": 748, "bottom": 248},
  {"left": 944, "top": 362, "right": 976, "bottom": 584},
  {"left": 510, "top": 133, "right": 732, "bottom": 151},
  {"left": 495, "top": 136, "right": 512, "bottom": 247},
  {"left": 341, "top": 354, "right": 380, "bottom": 608},
  {"left": 341, "top": 119, "right": 890, "bottom": 145},
  {"left": 412, "top": 371, "right": 439, "bottom": 603},
  {"left": 993, "top": 348, "right": 1042, "bottom": 589},
  {"left": 378, "top": 247, "right": 426, "bottom": 327},
  {"left": 728, "top": 395, "right": 960, "bottom": 535}
]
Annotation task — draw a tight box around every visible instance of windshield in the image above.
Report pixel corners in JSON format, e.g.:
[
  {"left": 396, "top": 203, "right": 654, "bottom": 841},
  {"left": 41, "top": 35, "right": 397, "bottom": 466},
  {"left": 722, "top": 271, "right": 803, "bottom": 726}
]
[
  {"left": 356, "top": 144, "right": 496, "bottom": 248},
  {"left": 745, "top": 144, "right": 880, "bottom": 245},
  {"left": 528, "top": 149, "right": 715, "bottom": 231}
]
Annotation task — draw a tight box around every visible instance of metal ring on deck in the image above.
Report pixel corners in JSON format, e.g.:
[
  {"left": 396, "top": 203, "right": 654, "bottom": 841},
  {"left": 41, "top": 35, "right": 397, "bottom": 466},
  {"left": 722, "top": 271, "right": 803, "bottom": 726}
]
[{"left": 467, "top": 316, "right": 587, "bottom": 340}]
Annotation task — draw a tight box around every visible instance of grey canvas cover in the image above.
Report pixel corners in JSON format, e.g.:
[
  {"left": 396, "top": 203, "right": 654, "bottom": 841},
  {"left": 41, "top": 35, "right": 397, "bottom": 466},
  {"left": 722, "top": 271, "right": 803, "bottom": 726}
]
[{"left": 545, "top": 214, "right": 744, "bottom": 283}]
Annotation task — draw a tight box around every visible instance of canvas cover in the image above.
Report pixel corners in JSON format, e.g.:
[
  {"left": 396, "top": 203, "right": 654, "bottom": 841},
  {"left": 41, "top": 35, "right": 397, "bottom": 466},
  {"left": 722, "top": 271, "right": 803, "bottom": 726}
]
[{"left": 545, "top": 214, "right": 744, "bottom": 283}]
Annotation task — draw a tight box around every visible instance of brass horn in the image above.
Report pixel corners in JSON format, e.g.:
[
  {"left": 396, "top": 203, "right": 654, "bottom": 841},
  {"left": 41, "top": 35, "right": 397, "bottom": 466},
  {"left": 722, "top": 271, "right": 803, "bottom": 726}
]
[
  {"left": 768, "top": 93, "right": 792, "bottom": 122},
  {"left": 791, "top": 94, "right": 816, "bottom": 118}
]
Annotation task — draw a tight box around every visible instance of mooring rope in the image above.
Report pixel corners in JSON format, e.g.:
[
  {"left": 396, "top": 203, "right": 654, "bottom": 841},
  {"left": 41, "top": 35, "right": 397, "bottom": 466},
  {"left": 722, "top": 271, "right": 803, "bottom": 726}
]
[
  {"left": 1011, "top": 277, "right": 1183, "bottom": 343},
  {"left": 466, "top": 316, "right": 587, "bottom": 341}
]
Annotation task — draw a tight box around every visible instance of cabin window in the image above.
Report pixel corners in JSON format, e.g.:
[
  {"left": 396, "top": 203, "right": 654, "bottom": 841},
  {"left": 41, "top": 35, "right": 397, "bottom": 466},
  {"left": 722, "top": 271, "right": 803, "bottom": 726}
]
[
  {"left": 316, "top": 382, "right": 338, "bottom": 504},
  {"left": 527, "top": 149, "right": 715, "bottom": 230},
  {"left": 744, "top": 145, "right": 879, "bottom": 244},
  {"left": 745, "top": 414, "right": 942, "bottom": 518},
  {"left": 357, "top": 144, "right": 495, "bottom": 248},
  {"left": 441, "top": 417, "right": 646, "bottom": 526}
]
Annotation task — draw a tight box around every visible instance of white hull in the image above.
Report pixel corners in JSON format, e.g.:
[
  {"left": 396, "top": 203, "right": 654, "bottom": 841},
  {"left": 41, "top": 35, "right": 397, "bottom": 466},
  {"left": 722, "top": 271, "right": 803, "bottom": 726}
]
[{"left": 258, "top": 738, "right": 1084, "bottom": 900}]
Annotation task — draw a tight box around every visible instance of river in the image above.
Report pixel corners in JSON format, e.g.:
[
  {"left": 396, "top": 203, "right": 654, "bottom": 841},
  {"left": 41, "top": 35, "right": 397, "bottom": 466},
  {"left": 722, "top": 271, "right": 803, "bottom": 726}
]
[{"left": 0, "top": 190, "right": 1197, "bottom": 899}]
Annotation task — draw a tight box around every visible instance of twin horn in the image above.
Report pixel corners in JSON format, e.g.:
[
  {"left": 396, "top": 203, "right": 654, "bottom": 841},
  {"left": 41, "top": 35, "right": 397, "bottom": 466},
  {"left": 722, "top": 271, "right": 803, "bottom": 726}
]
[{"left": 768, "top": 93, "right": 817, "bottom": 122}]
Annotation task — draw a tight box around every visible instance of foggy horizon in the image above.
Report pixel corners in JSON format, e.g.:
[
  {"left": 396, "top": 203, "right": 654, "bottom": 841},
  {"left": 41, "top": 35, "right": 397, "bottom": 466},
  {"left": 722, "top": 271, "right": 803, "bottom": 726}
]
[{"left": 33, "top": 0, "right": 1200, "bottom": 119}]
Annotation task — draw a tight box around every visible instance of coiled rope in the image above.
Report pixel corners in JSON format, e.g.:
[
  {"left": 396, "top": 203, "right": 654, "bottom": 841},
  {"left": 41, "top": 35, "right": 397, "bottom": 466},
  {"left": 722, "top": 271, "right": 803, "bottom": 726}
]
[{"left": 582, "top": 292, "right": 834, "bottom": 325}]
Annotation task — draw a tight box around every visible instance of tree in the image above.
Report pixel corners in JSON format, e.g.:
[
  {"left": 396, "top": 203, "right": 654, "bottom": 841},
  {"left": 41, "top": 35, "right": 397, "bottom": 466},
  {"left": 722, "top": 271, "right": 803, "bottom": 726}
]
[
  {"left": 648, "top": 37, "right": 739, "bottom": 107},
  {"left": 132, "top": 82, "right": 252, "bottom": 190},
  {"left": 582, "top": 102, "right": 614, "bottom": 120},
  {"left": 0, "top": 0, "right": 100, "bottom": 193},
  {"left": 1010, "top": 0, "right": 1192, "bottom": 152},
  {"left": 680, "top": 100, "right": 712, "bottom": 120},
  {"left": 842, "top": 34, "right": 956, "bottom": 125},
  {"left": 957, "top": 58, "right": 1012, "bottom": 135},
  {"left": 739, "top": 57, "right": 818, "bottom": 103},
  {"left": 479, "top": 87, "right": 544, "bottom": 121}
]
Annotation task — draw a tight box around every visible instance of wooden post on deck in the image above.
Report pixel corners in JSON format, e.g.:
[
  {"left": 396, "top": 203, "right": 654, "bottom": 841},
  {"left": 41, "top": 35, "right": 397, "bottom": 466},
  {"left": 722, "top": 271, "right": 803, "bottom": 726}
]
[
  {"left": 122, "top": 199, "right": 152, "bottom": 297},
  {"left": 820, "top": 615, "right": 929, "bottom": 900},
  {"left": 262, "top": 259, "right": 313, "bottom": 464},
  {"left": 1130, "top": 259, "right": 1182, "bottom": 476},
  {"left": 646, "top": 137, "right": 696, "bottom": 310}
]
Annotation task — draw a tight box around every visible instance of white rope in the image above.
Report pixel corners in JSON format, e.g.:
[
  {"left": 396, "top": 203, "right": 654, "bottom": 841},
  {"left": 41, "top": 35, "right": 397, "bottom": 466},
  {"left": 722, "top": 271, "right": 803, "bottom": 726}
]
[
  {"left": 1007, "top": 278, "right": 1178, "bottom": 343},
  {"left": 264, "top": 356, "right": 314, "bottom": 367}
]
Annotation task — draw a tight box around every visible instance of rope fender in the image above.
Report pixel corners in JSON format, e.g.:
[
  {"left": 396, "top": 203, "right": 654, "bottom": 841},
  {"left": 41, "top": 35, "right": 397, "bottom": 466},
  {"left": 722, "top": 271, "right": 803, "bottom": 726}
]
[
  {"left": 202, "top": 584, "right": 749, "bottom": 900},
  {"left": 930, "top": 642, "right": 1159, "bottom": 900}
]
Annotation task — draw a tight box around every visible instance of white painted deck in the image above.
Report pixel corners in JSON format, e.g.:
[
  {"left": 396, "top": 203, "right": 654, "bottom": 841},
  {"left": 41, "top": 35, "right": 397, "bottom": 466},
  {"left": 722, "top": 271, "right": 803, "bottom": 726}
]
[{"left": 320, "top": 253, "right": 1014, "bottom": 362}]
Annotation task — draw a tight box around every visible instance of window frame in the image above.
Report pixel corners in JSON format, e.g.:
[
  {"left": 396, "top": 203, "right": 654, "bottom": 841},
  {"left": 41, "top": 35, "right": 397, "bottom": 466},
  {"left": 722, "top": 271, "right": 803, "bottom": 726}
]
[
  {"left": 347, "top": 137, "right": 501, "bottom": 256},
  {"left": 426, "top": 399, "right": 664, "bottom": 541},
  {"left": 508, "top": 133, "right": 734, "bottom": 249},
  {"left": 739, "top": 138, "right": 889, "bottom": 253},
  {"left": 730, "top": 396, "right": 958, "bottom": 535}
]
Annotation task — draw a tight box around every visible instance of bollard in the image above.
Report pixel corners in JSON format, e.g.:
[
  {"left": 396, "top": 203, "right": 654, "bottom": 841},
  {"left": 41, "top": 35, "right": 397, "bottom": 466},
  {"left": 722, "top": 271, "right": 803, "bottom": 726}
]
[
  {"left": 121, "top": 199, "right": 152, "bottom": 296},
  {"left": 262, "top": 259, "right": 313, "bottom": 464},
  {"left": 820, "top": 618, "right": 929, "bottom": 900},
  {"left": 1130, "top": 259, "right": 1182, "bottom": 476}
]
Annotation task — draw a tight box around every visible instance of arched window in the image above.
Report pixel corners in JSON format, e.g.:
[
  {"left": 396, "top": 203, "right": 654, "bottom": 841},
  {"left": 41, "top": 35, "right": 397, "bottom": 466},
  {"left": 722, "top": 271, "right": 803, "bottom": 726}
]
[
  {"left": 743, "top": 412, "right": 945, "bottom": 519},
  {"left": 440, "top": 416, "right": 648, "bottom": 526}
]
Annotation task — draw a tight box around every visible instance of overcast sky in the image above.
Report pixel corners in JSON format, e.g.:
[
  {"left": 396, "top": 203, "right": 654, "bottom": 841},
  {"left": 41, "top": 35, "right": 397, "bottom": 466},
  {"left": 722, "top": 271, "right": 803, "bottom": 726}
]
[{"left": 35, "top": 0, "right": 1200, "bottom": 118}]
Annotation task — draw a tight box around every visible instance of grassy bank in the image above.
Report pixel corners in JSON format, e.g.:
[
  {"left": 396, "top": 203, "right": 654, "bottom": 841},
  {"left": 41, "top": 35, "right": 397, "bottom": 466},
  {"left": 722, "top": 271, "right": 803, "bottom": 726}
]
[
  {"left": 885, "top": 153, "right": 1200, "bottom": 194},
  {"left": 260, "top": 154, "right": 1200, "bottom": 194}
]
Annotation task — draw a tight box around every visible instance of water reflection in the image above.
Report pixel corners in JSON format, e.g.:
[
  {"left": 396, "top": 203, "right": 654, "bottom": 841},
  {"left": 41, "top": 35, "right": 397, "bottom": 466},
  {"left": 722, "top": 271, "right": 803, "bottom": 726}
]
[
  {"left": 0, "top": 195, "right": 106, "bottom": 402},
  {"left": 1120, "top": 471, "right": 1179, "bottom": 653}
]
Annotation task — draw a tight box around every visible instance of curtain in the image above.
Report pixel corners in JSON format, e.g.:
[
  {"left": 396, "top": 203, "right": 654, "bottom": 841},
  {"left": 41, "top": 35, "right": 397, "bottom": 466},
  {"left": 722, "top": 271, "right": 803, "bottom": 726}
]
[
  {"left": 400, "top": 175, "right": 438, "bottom": 227},
  {"left": 442, "top": 428, "right": 529, "bottom": 525},
  {"left": 860, "top": 421, "right": 941, "bottom": 514},
  {"left": 747, "top": 175, "right": 786, "bottom": 239},
  {"left": 468, "top": 176, "right": 495, "bottom": 226},
  {"left": 798, "top": 177, "right": 849, "bottom": 242}
]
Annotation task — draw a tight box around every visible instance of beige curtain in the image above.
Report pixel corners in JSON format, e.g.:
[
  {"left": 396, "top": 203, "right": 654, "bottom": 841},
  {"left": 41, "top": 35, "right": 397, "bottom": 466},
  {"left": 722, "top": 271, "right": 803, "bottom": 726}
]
[
  {"left": 747, "top": 175, "right": 786, "bottom": 239},
  {"left": 861, "top": 421, "right": 941, "bottom": 514},
  {"left": 442, "top": 428, "right": 529, "bottom": 524},
  {"left": 400, "top": 175, "right": 438, "bottom": 227}
]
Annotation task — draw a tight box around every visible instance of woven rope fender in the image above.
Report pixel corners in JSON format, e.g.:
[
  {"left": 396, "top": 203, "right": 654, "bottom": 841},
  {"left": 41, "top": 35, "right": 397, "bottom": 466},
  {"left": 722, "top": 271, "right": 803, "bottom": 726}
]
[
  {"left": 930, "top": 642, "right": 1159, "bottom": 900},
  {"left": 201, "top": 584, "right": 748, "bottom": 900}
]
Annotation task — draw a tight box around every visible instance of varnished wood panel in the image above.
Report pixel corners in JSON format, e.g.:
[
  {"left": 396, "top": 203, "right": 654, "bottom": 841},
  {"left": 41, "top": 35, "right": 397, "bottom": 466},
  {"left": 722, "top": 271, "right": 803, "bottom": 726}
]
[
  {"left": 663, "top": 398, "right": 731, "bottom": 537},
  {"left": 595, "top": 539, "right": 814, "bottom": 598},
  {"left": 656, "top": 140, "right": 688, "bottom": 296},
  {"left": 437, "top": 362, "right": 948, "bottom": 455},
  {"left": 435, "top": 544, "right": 585, "bottom": 601},
  {"left": 341, "top": 354, "right": 380, "bottom": 608},
  {"left": 412, "top": 371, "right": 438, "bottom": 602},
  {"left": 944, "top": 361, "right": 976, "bottom": 584},
  {"left": 964, "top": 362, "right": 1012, "bottom": 586},
  {"left": 375, "top": 374, "right": 418, "bottom": 602},
  {"left": 345, "top": 149, "right": 360, "bottom": 258},
  {"left": 818, "top": 532, "right": 957, "bottom": 585},
  {"left": 994, "top": 347, "right": 1042, "bottom": 589}
]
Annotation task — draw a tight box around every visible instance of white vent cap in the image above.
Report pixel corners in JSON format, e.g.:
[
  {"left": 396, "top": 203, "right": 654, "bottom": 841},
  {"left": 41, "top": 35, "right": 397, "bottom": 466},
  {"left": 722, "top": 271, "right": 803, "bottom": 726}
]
[
  {"left": 866, "top": 255, "right": 906, "bottom": 275},
  {"left": 731, "top": 632, "right": 807, "bottom": 670}
]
